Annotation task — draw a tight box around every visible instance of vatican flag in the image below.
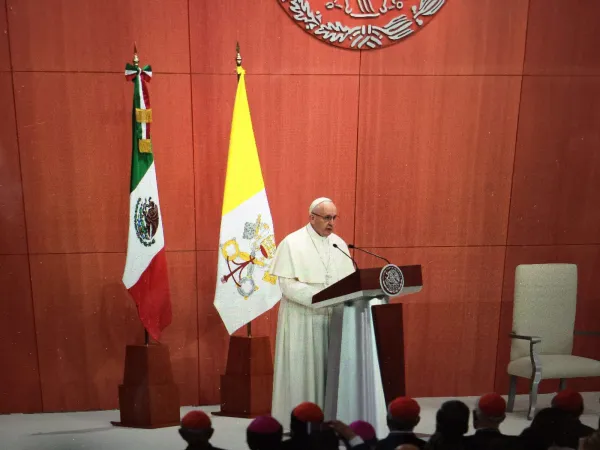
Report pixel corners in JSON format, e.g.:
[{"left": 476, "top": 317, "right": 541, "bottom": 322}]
[{"left": 214, "top": 66, "right": 280, "bottom": 335}]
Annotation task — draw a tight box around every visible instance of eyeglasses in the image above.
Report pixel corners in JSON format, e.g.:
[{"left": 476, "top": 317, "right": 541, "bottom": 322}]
[{"left": 311, "top": 213, "right": 339, "bottom": 222}]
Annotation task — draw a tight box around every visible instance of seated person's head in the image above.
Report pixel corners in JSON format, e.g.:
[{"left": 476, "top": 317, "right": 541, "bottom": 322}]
[
  {"left": 435, "top": 400, "right": 470, "bottom": 437},
  {"left": 179, "top": 410, "right": 214, "bottom": 448},
  {"left": 523, "top": 407, "right": 579, "bottom": 450},
  {"left": 247, "top": 416, "right": 283, "bottom": 450},
  {"left": 552, "top": 389, "right": 585, "bottom": 418},
  {"left": 387, "top": 397, "right": 421, "bottom": 431},
  {"left": 350, "top": 420, "right": 378, "bottom": 449},
  {"left": 289, "top": 402, "right": 325, "bottom": 439},
  {"left": 473, "top": 393, "right": 506, "bottom": 430}
]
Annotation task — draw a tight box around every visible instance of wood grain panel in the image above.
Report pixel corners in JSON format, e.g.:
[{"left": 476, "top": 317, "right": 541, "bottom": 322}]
[
  {"left": 404, "top": 301, "right": 500, "bottom": 396},
  {"left": 256, "top": 245, "right": 506, "bottom": 399},
  {"left": 360, "top": 0, "right": 528, "bottom": 75},
  {"left": 6, "top": 0, "right": 189, "bottom": 72},
  {"left": 158, "top": 251, "right": 199, "bottom": 406},
  {"left": 0, "top": 0, "right": 9, "bottom": 71},
  {"left": 508, "top": 77, "right": 600, "bottom": 245},
  {"left": 0, "top": 73, "right": 27, "bottom": 254},
  {"left": 197, "top": 250, "right": 230, "bottom": 405},
  {"left": 31, "top": 251, "right": 196, "bottom": 411},
  {"left": 31, "top": 253, "right": 143, "bottom": 411},
  {"left": 494, "top": 245, "right": 600, "bottom": 394},
  {"left": 0, "top": 255, "right": 42, "bottom": 413},
  {"left": 525, "top": 0, "right": 600, "bottom": 75},
  {"left": 192, "top": 75, "right": 236, "bottom": 251},
  {"left": 193, "top": 74, "right": 359, "bottom": 250},
  {"left": 15, "top": 73, "right": 194, "bottom": 253},
  {"left": 354, "top": 246, "right": 504, "bottom": 395},
  {"left": 355, "top": 76, "right": 521, "bottom": 247},
  {"left": 354, "top": 246, "right": 505, "bottom": 305},
  {"left": 189, "top": 0, "right": 360, "bottom": 74}
]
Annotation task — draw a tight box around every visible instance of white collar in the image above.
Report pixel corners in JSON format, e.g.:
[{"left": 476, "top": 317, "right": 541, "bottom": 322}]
[{"left": 307, "top": 224, "right": 329, "bottom": 242}]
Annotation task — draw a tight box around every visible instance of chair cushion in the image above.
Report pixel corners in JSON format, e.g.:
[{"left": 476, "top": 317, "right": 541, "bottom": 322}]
[{"left": 508, "top": 354, "right": 600, "bottom": 379}]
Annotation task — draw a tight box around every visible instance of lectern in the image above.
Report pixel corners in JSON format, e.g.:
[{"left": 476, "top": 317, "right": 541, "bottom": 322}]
[{"left": 312, "top": 265, "right": 422, "bottom": 435}]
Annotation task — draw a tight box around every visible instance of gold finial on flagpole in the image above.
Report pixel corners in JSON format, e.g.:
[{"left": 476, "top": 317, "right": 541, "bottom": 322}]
[
  {"left": 133, "top": 43, "right": 139, "bottom": 68},
  {"left": 236, "top": 41, "right": 242, "bottom": 68}
]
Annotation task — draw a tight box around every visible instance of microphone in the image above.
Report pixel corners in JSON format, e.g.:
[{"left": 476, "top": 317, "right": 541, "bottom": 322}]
[
  {"left": 347, "top": 244, "right": 391, "bottom": 265},
  {"left": 333, "top": 243, "right": 359, "bottom": 270}
]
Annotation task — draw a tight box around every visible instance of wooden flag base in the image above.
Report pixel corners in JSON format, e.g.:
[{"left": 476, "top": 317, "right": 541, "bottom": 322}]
[
  {"left": 111, "top": 344, "right": 180, "bottom": 429},
  {"left": 212, "top": 336, "right": 273, "bottom": 418}
]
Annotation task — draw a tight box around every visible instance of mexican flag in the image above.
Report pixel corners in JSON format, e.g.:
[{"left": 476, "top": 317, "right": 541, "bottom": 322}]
[
  {"left": 122, "top": 62, "right": 171, "bottom": 341},
  {"left": 214, "top": 66, "right": 280, "bottom": 334}
]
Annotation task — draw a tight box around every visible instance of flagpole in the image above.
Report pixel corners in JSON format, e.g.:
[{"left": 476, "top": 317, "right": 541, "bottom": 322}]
[
  {"left": 236, "top": 42, "right": 252, "bottom": 339},
  {"left": 132, "top": 43, "right": 151, "bottom": 347}
]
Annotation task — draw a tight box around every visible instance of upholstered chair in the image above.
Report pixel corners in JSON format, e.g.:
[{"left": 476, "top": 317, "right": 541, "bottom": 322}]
[{"left": 506, "top": 263, "right": 600, "bottom": 419}]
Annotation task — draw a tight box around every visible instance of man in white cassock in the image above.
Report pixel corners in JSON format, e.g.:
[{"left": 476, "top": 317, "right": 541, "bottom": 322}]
[
  {"left": 269, "top": 198, "right": 355, "bottom": 425},
  {"left": 269, "top": 198, "right": 390, "bottom": 436}
]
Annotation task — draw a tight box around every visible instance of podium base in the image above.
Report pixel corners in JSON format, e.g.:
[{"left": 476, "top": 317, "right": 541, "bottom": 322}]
[
  {"left": 114, "top": 344, "right": 180, "bottom": 429},
  {"left": 212, "top": 336, "right": 273, "bottom": 418}
]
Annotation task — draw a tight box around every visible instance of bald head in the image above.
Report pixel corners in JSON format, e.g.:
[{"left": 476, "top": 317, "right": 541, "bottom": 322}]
[{"left": 309, "top": 198, "right": 338, "bottom": 237}]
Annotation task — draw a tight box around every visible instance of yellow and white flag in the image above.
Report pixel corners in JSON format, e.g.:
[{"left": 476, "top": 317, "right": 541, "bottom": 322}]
[{"left": 214, "top": 66, "right": 280, "bottom": 335}]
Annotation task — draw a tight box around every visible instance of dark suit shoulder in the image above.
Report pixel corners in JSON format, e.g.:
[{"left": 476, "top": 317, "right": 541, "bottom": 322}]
[
  {"left": 466, "top": 431, "right": 518, "bottom": 450},
  {"left": 377, "top": 433, "right": 426, "bottom": 450},
  {"left": 577, "top": 421, "right": 596, "bottom": 438}
]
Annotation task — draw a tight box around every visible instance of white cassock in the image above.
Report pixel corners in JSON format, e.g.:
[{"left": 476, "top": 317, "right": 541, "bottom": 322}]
[{"left": 268, "top": 224, "right": 354, "bottom": 425}]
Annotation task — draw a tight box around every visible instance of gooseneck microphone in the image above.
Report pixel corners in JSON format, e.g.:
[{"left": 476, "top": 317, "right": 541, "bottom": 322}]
[
  {"left": 333, "top": 243, "right": 359, "bottom": 270},
  {"left": 347, "top": 244, "right": 391, "bottom": 265}
]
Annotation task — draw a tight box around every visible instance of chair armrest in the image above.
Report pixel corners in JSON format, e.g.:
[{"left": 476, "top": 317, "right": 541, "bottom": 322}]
[
  {"left": 510, "top": 332, "right": 542, "bottom": 344},
  {"left": 574, "top": 330, "right": 600, "bottom": 337},
  {"left": 509, "top": 332, "right": 542, "bottom": 387}
]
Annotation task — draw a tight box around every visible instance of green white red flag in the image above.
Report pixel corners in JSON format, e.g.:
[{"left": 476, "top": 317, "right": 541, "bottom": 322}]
[{"left": 122, "top": 62, "right": 171, "bottom": 340}]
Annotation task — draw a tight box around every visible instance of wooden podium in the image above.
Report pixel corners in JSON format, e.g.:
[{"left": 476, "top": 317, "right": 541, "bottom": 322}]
[{"left": 312, "top": 265, "right": 422, "bottom": 426}]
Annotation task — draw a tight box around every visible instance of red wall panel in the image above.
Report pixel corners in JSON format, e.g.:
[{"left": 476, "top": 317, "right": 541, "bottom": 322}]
[
  {"left": 30, "top": 253, "right": 143, "bottom": 411},
  {"left": 508, "top": 77, "right": 600, "bottom": 245},
  {"left": 0, "top": 255, "right": 42, "bottom": 413},
  {"left": 355, "top": 246, "right": 504, "bottom": 395},
  {"left": 524, "top": 0, "right": 600, "bottom": 76},
  {"left": 355, "top": 75, "right": 521, "bottom": 247},
  {"left": 159, "top": 252, "right": 200, "bottom": 406},
  {"left": 189, "top": 0, "right": 360, "bottom": 75},
  {"left": 197, "top": 250, "right": 230, "bottom": 405},
  {"left": 404, "top": 301, "right": 500, "bottom": 397},
  {"left": 0, "top": 0, "right": 9, "bottom": 71},
  {"left": 7, "top": 0, "right": 190, "bottom": 72},
  {"left": 361, "top": 0, "right": 528, "bottom": 75},
  {"left": 354, "top": 246, "right": 505, "bottom": 305},
  {"left": 0, "top": 72, "right": 27, "bottom": 254},
  {"left": 30, "top": 251, "right": 196, "bottom": 411},
  {"left": 15, "top": 73, "right": 195, "bottom": 254},
  {"left": 193, "top": 74, "right": 359, "bottom": 250}
]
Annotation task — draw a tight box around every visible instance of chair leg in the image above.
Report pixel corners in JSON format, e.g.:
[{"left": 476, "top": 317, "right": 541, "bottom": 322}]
[
  {"left": 507, "top": 375, "right": 517, "bottom": 412},
  {"left": 527, "top": 376, "right": 540, "bottom": 420},
  {"left": 559, "top": 378, "right": 567, "bottom": 391}
]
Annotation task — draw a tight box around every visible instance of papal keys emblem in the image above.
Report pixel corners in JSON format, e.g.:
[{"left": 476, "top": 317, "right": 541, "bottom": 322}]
[
  {"left": 220, "top": 214, "right": 277, "bottom": 299},
  {"left": 278, "top": 0, "right": 447, "bottom": 50}
]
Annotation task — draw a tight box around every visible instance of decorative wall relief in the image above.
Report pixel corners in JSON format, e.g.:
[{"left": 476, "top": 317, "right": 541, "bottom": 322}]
[{"left": 278, "top": 0, "right": 447, "bottom": 50}]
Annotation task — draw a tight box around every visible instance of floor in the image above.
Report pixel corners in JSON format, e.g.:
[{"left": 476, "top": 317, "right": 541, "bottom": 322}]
[{"left": 1, "top": 393, "right": 598, "bottom": 450}]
